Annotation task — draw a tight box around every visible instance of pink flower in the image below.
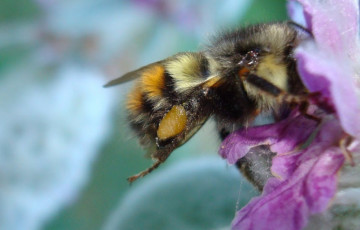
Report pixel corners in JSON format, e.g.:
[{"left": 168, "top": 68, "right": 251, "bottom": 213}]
[
  {"left": 222, "top": 117, "right": 345, "bottom": 230},
  {"left": 295, "top": 0, "right": 360, "bottom": 139}
]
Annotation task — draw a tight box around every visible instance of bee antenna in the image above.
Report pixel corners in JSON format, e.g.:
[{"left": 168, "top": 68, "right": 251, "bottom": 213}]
[{"left": 287, "top": 21, "right": 313, "bottom": 38}]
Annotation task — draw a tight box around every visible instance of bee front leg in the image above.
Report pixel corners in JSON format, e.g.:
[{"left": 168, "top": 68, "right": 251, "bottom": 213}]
[
  {"left": 280, "top": 93, "right": 322, "bottom": 123},
  {"left": 244, "top": 74, "right": 320, "bottom": 122},
  {"left": 127, "top": 147, "right": 173, "bottom": 183}
]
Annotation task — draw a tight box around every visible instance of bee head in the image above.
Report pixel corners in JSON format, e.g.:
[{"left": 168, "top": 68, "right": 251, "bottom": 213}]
[{"left": 206, "top": 22, "right": 300, "bottom": 91}]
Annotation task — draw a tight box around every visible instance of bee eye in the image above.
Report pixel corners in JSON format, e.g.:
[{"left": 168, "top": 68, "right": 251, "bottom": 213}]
[{"left": 238, "top": 49, "right": 259, "bottom": 68}]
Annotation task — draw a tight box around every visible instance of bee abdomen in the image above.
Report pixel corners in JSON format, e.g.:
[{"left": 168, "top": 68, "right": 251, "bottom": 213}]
[
  {"left": 126, "top": 64, "right": 177, "bottom": 146},
  {"left": 126, "top": 64, "right": 169, "bottom": 113}
]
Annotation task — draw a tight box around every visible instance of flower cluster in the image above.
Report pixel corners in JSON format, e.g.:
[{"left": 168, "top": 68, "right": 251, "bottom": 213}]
[{"left": 220, "top": 0, "right": 360, "bottom": 229}]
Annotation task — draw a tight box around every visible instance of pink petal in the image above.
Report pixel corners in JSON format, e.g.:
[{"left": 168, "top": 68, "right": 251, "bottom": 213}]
[
  {"left": 231, "top": 119, "right": 345, "bottom": 230},
  {"left": 305, "top": 148, "right": 344, "bottom": 213},
  {"left": 296, "top": 0, "right": 359, "bottom": 56},
  {"left": 296, "top": 41, "right": 360, "bottom": 139},
  {"left": 293, "top": 0, "right": 360, "bottom": 138},
  {"left": 220, "top": 113, "right": 317, "bottom": 164}
]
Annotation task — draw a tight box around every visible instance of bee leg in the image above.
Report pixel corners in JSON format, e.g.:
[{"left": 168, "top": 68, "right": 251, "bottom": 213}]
[
  {"left": 127, "top": 147, "right": 173, "bottom": 183},
  {"left": 127, "top": 105, "right": 188, "bottom": 183},
  {"left": 245, "top": 74, "right": 320, "bottom": 122},
  {"left": 278, "top": 93, "right": 321, "bottom": 123},
  {"left": 281, "top": 93, "right": 321, "bottom": 123},
  {"left": 298, "top": 99, "right": 321, "bottom": 123},
  {"left": 287, "top": 21, "right": 313, "bottom": 37},
  {"left": 245, "top": 74, "right": 282, "bottom": 97},
  {"left": 127, "top": 159, "right": 163, "bottom": 183}
]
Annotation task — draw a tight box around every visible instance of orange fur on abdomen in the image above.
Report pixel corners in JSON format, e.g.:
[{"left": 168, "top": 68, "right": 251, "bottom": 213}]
[
  {"left": 126, "top": 64, "right": 168, "bottom": 122},
  {"left": 126, "top": 84, "right": 144, "bottom": 113},
  {"left": 141, "top": 65, "right": 165, "bottom": 99}
]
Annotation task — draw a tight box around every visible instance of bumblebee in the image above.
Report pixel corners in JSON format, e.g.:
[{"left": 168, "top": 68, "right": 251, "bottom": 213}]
[{"left": 105, "top": 22, "right": 310, "bottom": 182}]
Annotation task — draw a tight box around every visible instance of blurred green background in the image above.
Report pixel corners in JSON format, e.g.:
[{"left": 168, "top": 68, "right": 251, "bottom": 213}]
[{"left": 0, "top": 0, "right": 288, "bottom": 229}]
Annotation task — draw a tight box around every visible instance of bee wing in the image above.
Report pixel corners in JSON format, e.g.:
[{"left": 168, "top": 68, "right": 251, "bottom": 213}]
[
  {"left": 176, "top": 116, "right": 209, "bottom": 146},
  {"left": 144, "top": 115, "right": 209, "bottom": 158},
  {"left": 103, "top": 61, "right": 162, "bottom": 87}
]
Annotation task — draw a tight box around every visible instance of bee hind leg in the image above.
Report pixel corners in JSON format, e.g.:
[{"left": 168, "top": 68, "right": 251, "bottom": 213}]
[
  {"left": 244, "top": 74, "right": 321, "bottom": 122},
  {"left": 127, "top": 147, "right": 173, "bottom": 183},
  {"left": 127, "top": 159, "right": 163, "bottom": 183}
]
